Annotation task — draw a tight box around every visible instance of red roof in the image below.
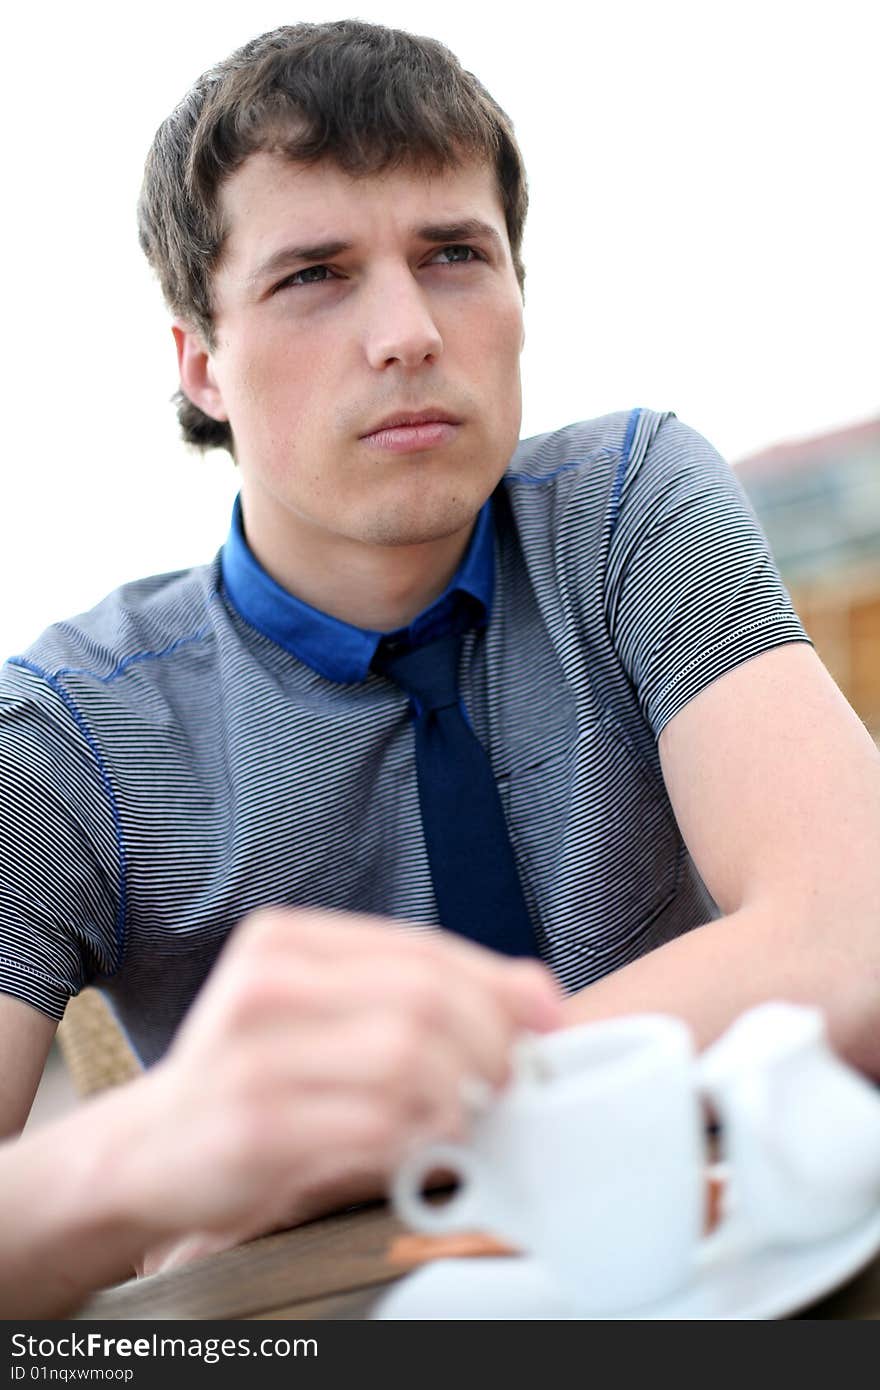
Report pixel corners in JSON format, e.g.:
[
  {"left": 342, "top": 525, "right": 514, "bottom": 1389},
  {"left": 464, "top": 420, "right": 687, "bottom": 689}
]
[{"left": 735, "top": 416, "right": 880, "bottom": 480}]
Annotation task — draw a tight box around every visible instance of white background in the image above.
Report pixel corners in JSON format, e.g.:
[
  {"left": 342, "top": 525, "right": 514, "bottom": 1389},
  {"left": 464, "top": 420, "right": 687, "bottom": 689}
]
[{"left": 2, "top": 0, "right": 877, "bottom": 657}]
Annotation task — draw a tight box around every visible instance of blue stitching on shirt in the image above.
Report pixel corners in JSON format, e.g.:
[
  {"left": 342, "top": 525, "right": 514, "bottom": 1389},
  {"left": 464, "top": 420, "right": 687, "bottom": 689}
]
[
  {"left": 609, "top": 407, "right": 643, "bottom": 536},
  {"left": 506, "top": 449, "right": 619, "bottom": 486},
  {"left": 0, "top": 954, "right": 73, "bottom": 991},
  {"left": 6, "top": 657, "right": 129, "bottom": 978},
  {"left": 52, "top": 625, "right": 213, "bottom": 684}
]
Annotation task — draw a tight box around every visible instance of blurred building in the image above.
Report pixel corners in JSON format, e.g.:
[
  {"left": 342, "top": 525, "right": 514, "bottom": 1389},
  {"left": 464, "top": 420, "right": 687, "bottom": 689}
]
[{"left": 734, "top": 417, "right": 880, "bottom": 741}]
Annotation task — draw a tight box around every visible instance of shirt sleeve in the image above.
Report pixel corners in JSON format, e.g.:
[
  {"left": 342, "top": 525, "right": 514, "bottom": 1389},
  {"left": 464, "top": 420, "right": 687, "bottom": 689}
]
[
  {"left": 0, "top": 669, "right": 122, "bottom": 1020},
  {"left": 605, "top": 410, "right": 812, "bottom": 740}
]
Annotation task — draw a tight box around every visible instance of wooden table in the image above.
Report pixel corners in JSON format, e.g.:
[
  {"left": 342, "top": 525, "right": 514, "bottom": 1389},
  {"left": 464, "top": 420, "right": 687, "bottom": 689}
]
[{"left": 69, "top": 1199, "right": 880, "bottom": 1321}]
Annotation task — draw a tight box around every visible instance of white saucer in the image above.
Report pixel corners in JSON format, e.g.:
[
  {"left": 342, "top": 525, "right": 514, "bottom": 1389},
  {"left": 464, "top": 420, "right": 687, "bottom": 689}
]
[{"left": 372, "top": 1207, "right": 880, "bottom": 1320}]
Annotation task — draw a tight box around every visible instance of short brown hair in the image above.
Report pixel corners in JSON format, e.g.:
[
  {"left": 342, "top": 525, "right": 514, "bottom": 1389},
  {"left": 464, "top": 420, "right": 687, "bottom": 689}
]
[{"left": 137, "top": 19, "right": 530, "bottom": 455}]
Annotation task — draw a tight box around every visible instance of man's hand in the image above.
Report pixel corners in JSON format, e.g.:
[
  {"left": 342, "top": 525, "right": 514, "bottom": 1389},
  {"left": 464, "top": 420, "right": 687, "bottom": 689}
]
[
  {"left": 127, "top": 907, "right": 563, "bottom": 1268},
  {"left": 0, "top": 908, "right": 562, "bottom": 1313}
]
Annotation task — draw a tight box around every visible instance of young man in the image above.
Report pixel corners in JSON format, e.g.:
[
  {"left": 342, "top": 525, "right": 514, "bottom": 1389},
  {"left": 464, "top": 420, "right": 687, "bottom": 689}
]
[{"left": 1, "top": 19, "right": 879, "bottom": 1310}]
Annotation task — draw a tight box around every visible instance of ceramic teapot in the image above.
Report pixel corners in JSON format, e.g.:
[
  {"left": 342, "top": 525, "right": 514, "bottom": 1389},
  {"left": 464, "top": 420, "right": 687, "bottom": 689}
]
[{"left": 698, "top": 1001, "right": 880, "bottom": 1245}]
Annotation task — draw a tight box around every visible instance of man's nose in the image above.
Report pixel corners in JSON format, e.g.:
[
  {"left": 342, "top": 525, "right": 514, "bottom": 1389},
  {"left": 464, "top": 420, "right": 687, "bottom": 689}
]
[{"left": 361, "top": 269, "right": 444, "bottom": 370}]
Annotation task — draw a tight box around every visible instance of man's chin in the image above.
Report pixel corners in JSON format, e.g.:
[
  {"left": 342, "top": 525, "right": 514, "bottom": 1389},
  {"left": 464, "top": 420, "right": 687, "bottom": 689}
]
[
  {"left": 354, "top": 489, "right": 493, "bottom": 549},
  {"left": 356, "top": 516, "right": 476, "bottom": 549}
]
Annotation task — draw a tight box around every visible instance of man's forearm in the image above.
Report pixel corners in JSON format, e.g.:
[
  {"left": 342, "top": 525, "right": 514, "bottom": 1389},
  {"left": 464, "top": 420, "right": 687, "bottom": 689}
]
[
  {"left": 0, "top": 1085, "right": 170, "bottom": 1317},
  {"left": 562, "top": 899, "right": 880, "bottom": 1077}
]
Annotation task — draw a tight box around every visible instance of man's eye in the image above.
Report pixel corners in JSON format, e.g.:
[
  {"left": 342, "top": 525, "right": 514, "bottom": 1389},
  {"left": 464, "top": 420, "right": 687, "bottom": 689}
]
[
  {"left": 275, "top": 265, "right": 334, "bottom": 291},
  {"left": 431, "top": 245, "right": 482, "bottom": 265},
  {"left": 272, "top": 246, "right": 482, "bottom": 293}
]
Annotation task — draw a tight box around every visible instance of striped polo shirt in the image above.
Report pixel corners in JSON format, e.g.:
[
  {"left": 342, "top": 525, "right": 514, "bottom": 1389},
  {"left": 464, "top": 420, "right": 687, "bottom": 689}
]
[{"left": 0, "top": 408, "right": 810, "bottom": 1066}]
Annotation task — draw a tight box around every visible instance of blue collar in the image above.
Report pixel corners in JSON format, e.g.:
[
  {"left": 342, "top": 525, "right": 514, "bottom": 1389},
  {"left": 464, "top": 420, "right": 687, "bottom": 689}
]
[{"left": 220, "top": 495, "right": 495, "bottom": 684}]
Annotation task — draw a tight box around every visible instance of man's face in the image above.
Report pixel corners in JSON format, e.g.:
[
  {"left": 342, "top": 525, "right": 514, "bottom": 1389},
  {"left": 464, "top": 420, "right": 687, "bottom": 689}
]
[{"left": 195, "top": 152, "right": 525, "bottom": 551}]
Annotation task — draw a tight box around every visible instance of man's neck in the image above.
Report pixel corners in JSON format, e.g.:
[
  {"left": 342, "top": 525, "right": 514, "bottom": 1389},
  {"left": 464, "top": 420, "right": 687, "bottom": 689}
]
[{"left": 238, "top": 495, "right": 477, "bottom": 632}]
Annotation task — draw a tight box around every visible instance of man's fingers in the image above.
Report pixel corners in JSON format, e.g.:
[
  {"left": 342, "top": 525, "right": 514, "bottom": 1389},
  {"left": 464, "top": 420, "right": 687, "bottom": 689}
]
[
  {"left": 496, "top": 958, "right": 566, "bottom": 1033},
  {"left": 230, "top": 905, "right": 564, "bottom": 1033},
  {"left": 156, "top": 906, "right": 568, "bottom": 1252},
  {"left": 198, "top": 949, "right": 552, "bottom": 1094},
  {"left": 266, "top": 1013, "right": 472, "bottom": 1139}
]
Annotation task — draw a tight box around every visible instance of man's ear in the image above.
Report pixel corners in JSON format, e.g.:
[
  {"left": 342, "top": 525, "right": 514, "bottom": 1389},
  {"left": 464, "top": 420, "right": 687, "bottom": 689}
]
[{"left": 172, "top": 322, "right": 229, "bottom": 422}]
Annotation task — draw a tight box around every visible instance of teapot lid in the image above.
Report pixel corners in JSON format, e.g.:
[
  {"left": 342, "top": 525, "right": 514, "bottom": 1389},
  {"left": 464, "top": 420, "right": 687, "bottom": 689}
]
[{"left": 699, "top": 1002, "right": 825, "bottom": 1088}]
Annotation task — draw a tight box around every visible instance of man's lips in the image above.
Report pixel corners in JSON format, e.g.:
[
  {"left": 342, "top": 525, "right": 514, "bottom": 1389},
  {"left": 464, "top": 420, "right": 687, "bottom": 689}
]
[
  {"left": 359, "top": 421, "right": 461, "bottom": 454},
  {"left": 360, "top": 408, "right": 461, "bottom": 435}
]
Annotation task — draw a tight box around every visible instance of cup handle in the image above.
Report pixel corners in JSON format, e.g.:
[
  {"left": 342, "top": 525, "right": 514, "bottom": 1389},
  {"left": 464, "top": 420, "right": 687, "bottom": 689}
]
[{"left": 391, "top": 1141, "right": 488, "bottom": 1235}]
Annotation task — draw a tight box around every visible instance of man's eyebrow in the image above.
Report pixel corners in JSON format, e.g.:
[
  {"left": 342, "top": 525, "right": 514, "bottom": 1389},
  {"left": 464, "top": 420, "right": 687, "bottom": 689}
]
[
  {"left": 247, "top": 219, "right": 504, "bottom": 286},
  {"left": 414, "top": 219, "right": 504, "bottom": 252},
  {"left": 249, "top": 240, "right": 352, "bottom": 284}
]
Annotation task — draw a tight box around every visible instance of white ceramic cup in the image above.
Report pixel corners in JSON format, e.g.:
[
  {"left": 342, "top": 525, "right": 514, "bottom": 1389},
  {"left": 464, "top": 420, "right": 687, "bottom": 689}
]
[
  {"left": 391, "top": 1013, "right": 709, "bottom": 1314},
  {"left": 697, "top": 1001, "right": 880, "bottom": 1246}
]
